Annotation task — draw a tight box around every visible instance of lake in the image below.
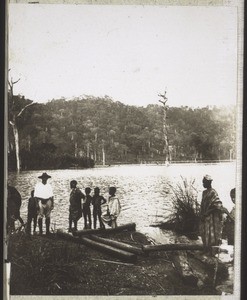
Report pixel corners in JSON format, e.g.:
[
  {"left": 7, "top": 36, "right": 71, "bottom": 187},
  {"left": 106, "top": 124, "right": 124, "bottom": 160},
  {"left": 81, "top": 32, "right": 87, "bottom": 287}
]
[{"left": 8, "top": 162, "right": 236, "bottom": 243}]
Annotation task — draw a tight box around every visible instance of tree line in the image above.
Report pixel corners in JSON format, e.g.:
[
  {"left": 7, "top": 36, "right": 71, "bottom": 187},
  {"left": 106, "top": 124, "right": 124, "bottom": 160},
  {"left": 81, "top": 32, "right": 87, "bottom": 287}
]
[{"left": 8, "top": 93, "right": 236, "bottom": 171}]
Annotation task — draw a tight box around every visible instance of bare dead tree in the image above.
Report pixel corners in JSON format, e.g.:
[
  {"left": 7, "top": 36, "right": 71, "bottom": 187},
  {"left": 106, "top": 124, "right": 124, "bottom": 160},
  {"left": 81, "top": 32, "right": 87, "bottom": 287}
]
[
  {"left": 158, "top": 90, "right": 170, "bottom": 163},
  {"left": 8, "top": 75, "right": 35, "bottom": 172}
]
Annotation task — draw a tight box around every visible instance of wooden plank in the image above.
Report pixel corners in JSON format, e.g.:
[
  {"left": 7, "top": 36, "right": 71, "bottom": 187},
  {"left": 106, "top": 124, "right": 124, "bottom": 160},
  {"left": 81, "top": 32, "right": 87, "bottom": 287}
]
[
  {"left": 143, "top": 243, "right": 205, "bottom": 253},
  {"left": 73, "top": 223, "right": 136, "bottom": 237},
  {"left": 89, "top": 235, "right": 144, "bottom": 255},
  {"left": 56, "top": 230, "right": 137, "bottom": 263}
]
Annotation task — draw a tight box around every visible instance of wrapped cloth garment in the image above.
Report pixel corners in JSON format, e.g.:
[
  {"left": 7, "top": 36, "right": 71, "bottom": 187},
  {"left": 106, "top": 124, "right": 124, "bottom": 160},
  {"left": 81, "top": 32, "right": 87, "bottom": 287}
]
[
  {"left": 199, "top": 188, "right": 223, "bottom": 248},
  {"left": 69, "top": 188, "right": 84, "bottom": 221},
  {"left": 102, "top": 195, "right": 121, "bottom": 226}
]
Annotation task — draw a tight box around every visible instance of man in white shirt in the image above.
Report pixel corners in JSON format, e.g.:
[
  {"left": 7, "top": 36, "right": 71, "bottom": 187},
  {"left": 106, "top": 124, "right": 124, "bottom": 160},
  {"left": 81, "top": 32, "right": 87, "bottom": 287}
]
[{"left": 34, "top": 172, "right": 54, "bottom": 234}]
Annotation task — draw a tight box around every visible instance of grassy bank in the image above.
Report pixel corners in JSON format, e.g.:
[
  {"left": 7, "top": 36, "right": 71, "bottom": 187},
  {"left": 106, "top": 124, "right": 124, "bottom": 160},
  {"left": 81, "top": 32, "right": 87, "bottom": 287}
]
[{"left": 8, "top": 230, "right": 222, "bottom": 296}]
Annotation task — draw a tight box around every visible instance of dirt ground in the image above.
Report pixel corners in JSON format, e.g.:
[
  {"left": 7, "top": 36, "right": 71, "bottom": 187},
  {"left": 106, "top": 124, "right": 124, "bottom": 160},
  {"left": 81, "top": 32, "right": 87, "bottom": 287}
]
[{"left": 7, "top": 230, "right": 223, "bottom": 296}]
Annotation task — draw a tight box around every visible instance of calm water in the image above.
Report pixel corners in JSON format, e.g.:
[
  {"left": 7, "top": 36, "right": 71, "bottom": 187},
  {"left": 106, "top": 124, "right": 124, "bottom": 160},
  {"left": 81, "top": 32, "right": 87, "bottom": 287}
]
[{"left": 8, "top": 162, "right": 236, "bottom": 242}]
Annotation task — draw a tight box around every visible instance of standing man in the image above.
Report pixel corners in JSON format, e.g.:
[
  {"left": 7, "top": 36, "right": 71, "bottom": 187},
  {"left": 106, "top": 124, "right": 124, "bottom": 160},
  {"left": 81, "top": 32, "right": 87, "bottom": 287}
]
[
  {"left": 199, "top": 175, "right": 223, "bottom": 255},
  {"left": 34, "top": 172, "right": 54, "bottom": 235}
]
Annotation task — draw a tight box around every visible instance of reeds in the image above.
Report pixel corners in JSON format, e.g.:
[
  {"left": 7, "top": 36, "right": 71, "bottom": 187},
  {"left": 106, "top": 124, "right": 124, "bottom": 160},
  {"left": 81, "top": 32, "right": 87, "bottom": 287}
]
[{"left": 168, "top": 177, "right": 200, "bottom": 238}]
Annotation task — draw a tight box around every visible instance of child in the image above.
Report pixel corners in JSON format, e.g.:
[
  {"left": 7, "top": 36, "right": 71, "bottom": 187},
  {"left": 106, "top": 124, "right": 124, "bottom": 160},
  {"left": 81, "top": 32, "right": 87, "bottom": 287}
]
[
  {"left": 26, "top": 190, "right": 39, "bottom": 234},
  {"left": 102, "top": 186, "right": 121, "bottom": 228},
  {"left": 92, "top": 187, "right": 106, "bottom": 229},
  {"left": 223, "top": 188, "right": 235, "bottom": 245},
  {"left": 83, "top": 187, "right": 92, "bottom": 229},
  {"left": 69, "top": 180, "right": 85, "bottom": 232}
]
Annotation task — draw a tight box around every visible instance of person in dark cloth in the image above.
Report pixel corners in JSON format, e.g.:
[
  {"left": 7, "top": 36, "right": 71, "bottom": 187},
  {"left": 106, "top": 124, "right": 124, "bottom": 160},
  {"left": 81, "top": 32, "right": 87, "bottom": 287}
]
[
  {"left": 26, "top": 190, "right": 39, "bottom": 235},
  {"left": 223, "top": 188, "right": 235, "bottom": 245},
  {"left": 83, "top": 187, "right": 92, "bottom": 229},
  {"left": 92, "top": 187, "right": 106, "bottom": 229},
  {"left": 199, "top": 175, "right": 231, "bottom": 255},
  {"left": 7, "top": 184, "right": 24, "bottom": 233},
  {"left": 69, "top": 180, "right": 85, "bottom": 232}
]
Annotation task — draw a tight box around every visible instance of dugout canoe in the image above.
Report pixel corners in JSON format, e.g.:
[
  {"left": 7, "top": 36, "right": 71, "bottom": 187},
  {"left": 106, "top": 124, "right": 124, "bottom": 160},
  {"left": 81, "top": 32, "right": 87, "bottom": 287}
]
[
  {"left": 73, "top": 222, "right": 136, "bottom": 237},
  {"left": 56, "top": 230, "right": 137, "bottom": 263},
  {"left": 89, "top": 235, "right": 144, "bottom": 255}
]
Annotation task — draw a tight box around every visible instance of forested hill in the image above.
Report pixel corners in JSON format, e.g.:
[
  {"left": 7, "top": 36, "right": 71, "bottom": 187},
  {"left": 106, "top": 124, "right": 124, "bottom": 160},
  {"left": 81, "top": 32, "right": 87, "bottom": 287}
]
[{"left": 8, "top": 95, "right": 236, "bottom": 170}]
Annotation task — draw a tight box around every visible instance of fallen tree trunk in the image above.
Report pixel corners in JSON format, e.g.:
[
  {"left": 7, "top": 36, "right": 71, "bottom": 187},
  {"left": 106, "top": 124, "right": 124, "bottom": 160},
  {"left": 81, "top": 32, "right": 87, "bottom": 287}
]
[
  {"left": 73, "top": 223, "right": 136, "bottom": 237},
  {"left": 80, "top": 237, "right": 137, "bottom": 263},
  {"left": 56, "top": 230, "right": 137, "bottom": 263},
  {"left": 143, "top": 243, "right": 205, "bottom": 253},
  {"left": 89, "top": 235, "right": 144, "bottom": 255},
  {"left": 172, "top": 250, "right": 198, "bottom": 286}
]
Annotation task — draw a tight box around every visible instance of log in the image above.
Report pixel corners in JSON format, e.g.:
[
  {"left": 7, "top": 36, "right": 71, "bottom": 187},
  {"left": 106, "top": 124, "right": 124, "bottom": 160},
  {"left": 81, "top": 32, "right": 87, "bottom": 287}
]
[
  {"left": 80, "top": 237, "right": 137, "bottom": 263},
  {"left": 56, "top": 230, "right": 81, "bottom": 242},
  {"left": 172, "top": 250, "right": 198, "bottom": 286},
  {"left": 143, "top": 243, "right": 205, "bottom": 253},
  {"left": 89, "top": 235, "right": 144, "bottom": 255},
  {"left": 73, "top": 223, "right": 136, "bottom": 237},
  {"left": 56, "top": 230, "right": 137, "bottom": 263}
]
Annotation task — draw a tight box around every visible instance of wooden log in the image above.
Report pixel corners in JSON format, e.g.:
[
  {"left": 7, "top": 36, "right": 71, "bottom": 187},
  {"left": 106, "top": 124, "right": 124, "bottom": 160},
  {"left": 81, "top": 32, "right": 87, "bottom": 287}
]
[
  {"left": 172, "top": 250, "right": 198, "bottom": 286},
  {"left": 56, "top": 230, "right": 137, "bottom": 263},
  {"left": 73, "top": 223, "right": 136, "bottom": 237},
  {"left": 143, "top": 243, "right": 205, "bottom": 253},
  {"left": 56, "top": 230, "right": 81, "bottom": 242},
  {"left": 80, "top": 237, "right": 137, "bottom": 263},
  {"left": 89, "top": 235, "right": 144, "bottom": 255}
]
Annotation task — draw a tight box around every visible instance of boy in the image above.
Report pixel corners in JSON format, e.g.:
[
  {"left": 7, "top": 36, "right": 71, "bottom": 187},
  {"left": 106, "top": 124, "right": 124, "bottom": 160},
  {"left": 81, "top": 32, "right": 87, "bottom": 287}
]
[
  {"left": 102, "top": 186, "right": 121, "bottom": 228},
  {"left": 92, "top": 187, "right": 106, "bottom": 229},
  {"left": 26, "top": 190, "right": 39, "bottom": 234},
  {"left": 83, "top": 187, "right": 92, "bottom": 229},
  {"left": 69, "top": 180, "right": 85, "bottom": 232}
]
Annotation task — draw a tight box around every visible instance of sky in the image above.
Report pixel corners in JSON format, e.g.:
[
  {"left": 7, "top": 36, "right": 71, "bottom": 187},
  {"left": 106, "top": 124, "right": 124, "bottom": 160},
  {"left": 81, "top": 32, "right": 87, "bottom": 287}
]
[{"left": 8, "top": 4, "right": 238, "bottom": 108}]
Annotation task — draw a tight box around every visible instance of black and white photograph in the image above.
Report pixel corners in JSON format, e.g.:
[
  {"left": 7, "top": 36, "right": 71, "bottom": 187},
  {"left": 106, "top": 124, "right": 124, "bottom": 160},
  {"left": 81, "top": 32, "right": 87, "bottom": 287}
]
[{"left": 4, "top": 0, "right": 243, "bottom": 299}]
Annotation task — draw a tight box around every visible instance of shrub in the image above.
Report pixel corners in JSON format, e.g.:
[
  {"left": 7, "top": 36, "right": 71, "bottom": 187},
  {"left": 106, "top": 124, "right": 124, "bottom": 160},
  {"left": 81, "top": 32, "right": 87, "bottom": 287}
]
[{"left": 168, "top": 177, "right": 200, "bottom": 239}]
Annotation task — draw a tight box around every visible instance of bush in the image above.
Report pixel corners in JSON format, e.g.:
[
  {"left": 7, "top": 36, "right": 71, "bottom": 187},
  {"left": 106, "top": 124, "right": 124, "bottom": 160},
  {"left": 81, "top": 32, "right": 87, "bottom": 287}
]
[{"left": 168, "top": 177, "right": 200, "bottom": 239}]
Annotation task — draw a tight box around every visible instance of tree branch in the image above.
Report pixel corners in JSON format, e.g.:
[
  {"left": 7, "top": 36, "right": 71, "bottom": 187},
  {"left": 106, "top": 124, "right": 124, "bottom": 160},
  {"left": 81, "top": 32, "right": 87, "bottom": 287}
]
[
  {"left": 17, "top": 102, "right": 35, "bottom": 118},
  {"left": 12, "top": 78, "right": 21, "bottom": 85},
  {"left": 159, "top": 99, "right": 168, "bottom": 106}
]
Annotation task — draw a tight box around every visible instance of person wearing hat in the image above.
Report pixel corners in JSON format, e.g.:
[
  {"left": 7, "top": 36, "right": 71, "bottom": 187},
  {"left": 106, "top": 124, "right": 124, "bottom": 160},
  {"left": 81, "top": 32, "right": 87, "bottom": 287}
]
[
  {"left": 199, "top": 175, "right": 224, "bottom": 254},
  {"left": 34, "top": 172, "right": 54, "bottom": 235}
]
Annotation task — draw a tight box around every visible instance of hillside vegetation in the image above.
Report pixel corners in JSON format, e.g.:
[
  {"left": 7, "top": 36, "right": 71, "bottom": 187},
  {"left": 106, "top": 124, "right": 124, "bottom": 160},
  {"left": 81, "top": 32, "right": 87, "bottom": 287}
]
[{"left": 8, "top": 95, "right": 236, "bottom": 170}]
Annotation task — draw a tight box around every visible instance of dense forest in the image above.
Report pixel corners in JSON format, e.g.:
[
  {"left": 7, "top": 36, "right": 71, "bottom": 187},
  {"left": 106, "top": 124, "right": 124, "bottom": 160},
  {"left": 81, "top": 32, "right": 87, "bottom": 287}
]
[{"left": 8, "top": 94, "right": 236, "bottom": 171}]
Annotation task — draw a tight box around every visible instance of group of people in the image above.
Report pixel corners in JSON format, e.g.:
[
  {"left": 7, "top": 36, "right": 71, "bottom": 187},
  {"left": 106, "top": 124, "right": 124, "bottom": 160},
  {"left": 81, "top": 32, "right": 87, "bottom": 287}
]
[
  {"left": 7, "top": 172, "right": 121, "bottom": 235},
  {"left": 68, "top": 180, "right": 121, "bottom": 232},
  {"left": 7, "top": 172, "right": 235, "bottom": 256}
]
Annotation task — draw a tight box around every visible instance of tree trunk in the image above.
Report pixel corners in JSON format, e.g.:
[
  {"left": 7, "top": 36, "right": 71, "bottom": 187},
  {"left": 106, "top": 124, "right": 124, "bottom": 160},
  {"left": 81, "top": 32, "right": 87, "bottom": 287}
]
[
  {"left": 11, "top": 122, "right": 20, "bottom": 172},
  {"left": 102, "top": 144, "right": 105, "bottom": 166},
  {"left": 27, "top": 134, "right": 31, "bottom": 151},
  {"left": 75, "top": 142, "right": 77, "bottom": 157}
]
